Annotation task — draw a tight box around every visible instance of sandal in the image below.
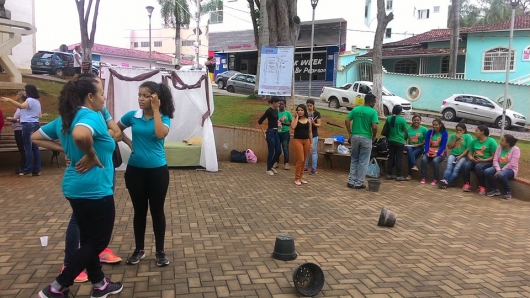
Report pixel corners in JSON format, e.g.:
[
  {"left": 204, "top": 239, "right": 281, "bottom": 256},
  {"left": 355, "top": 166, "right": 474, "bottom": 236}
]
[
  {"left": 294, "top": 181, "right": 302, "bottom": 186},
  {"left": 300, "top": 180, "right": 308, "bottom": 184}
]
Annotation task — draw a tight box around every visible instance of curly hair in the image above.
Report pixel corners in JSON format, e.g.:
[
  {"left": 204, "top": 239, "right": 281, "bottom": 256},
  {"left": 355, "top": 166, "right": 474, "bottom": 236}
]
[
  {"left": 58, "top": 73, "right": 99, "bottom": 134},
  {"left": 139, "top": 81, "right": 175, "bottom": 118}
]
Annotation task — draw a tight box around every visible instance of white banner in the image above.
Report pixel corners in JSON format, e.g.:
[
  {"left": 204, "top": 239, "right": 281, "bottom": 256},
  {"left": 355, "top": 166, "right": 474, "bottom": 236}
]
[{"left": 258, "top": 46, "right": 295, "bottom": 96}]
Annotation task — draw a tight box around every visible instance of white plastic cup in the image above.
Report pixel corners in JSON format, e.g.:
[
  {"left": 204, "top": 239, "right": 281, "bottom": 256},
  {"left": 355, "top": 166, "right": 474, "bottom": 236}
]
[{"left": 40, "top": 236, "right": 48, "bottom": 247}]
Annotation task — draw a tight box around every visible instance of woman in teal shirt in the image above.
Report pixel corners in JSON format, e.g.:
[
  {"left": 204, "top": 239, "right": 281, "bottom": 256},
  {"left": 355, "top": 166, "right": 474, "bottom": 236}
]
[
  {"left": 118, "top": 81, "right": 174, "bottom": 267},
  {"left": 385, "top": 105, "right": 408, "bottom": 181}
]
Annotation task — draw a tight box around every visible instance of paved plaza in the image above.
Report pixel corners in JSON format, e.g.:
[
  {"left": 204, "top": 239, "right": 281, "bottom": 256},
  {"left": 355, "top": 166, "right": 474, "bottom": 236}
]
[{"left": 1, "top": 161, "right": 529, "bottom": 298}]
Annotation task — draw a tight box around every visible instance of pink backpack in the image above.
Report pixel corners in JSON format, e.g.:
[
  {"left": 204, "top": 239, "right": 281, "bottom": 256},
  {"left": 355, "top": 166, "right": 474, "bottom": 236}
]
[{"left": 246, "top": 149, "right": 257, "bottom": 163}]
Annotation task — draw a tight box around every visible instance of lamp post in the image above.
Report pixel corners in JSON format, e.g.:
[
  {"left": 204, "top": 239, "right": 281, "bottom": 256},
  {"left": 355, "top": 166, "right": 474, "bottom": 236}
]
[
  {"left": 501, "top": 0, "right": 518, "bottom": 137},
  {"left": 146, "top": 6, "right": 154, "bottom": 69},
  {"left": 308, "top": 0, "right": 318, "bottom": 99}
]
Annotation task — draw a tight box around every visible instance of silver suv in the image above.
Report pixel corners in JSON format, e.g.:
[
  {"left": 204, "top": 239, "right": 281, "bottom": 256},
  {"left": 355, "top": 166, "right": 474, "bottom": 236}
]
[{"left": 440, "top": 94, "right": 526, "bottom": 129}]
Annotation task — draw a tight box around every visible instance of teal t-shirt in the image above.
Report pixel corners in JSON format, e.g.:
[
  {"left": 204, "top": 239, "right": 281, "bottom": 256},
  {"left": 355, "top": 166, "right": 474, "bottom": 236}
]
[
  {"left": 407, "top": 125, "right": 428, "bottom": 146},
  {"left": 448, "top": 133, "right": 472, "bottom": 156},
  {"left": 278, "top": 109, "right": 292, "bottom": 133},
  {"left": 468, "top": 137, "right": 498, "bottom": 159},
  {"left": 386, "top": 115, "right": 407, "bottom": 144},
  {"left": 119, "top": 110, "right": 171, "bottom": 168},
  {"left": 347, "top": 105, "right": 379, "bottom": 139},
  {"left": 39, "top": 107, "right": 115, "bottom": 199}
]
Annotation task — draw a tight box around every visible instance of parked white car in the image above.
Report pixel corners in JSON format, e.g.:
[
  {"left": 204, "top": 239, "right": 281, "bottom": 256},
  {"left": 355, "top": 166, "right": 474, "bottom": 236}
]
[
  {"left": 440, "top": 94, "right": 526, "bottom": 129},
  {"left": 320, "top": 81, "right": 412, "bottom": 115}
]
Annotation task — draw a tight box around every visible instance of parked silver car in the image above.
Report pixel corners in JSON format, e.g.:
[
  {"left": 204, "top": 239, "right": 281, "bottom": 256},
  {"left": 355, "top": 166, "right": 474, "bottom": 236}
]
[
  {"left": 440, "top": 94, "right": 526, "bottom": 129},
  {"left": 226, "top": 74, "right": 256, "bottom": 94}
]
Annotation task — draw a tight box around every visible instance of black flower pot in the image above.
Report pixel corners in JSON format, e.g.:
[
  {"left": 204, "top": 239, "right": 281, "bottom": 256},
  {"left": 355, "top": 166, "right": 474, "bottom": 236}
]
[
  {"left": 271, "top": 235, "right": 297, "bottom": 261},
  {"left": 378, "top": 207, "right": 397, "bottom": 227},
  {"left": 292, "top": 262, "right": 325, "bottom": 297}
]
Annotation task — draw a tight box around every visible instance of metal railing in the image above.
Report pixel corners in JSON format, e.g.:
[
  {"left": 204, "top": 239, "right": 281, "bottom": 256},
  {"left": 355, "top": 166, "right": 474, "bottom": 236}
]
[{"left": 419, "top": 73, "right": 465, "bottom": 79}]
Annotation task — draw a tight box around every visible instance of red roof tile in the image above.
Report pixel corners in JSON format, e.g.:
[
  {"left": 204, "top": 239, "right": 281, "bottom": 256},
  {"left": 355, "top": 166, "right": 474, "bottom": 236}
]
[
  {"left": 384, "top": 29, "right": 451, "bottom": 47},
  {"left": 67, "top": 43, "right": 194, "bottom": 65},
  {"left": 462, "top": 14, "right": 530, "bottom": 33}
]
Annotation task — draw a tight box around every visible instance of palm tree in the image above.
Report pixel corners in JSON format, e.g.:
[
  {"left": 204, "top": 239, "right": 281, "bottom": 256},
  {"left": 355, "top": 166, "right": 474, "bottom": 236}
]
[
  {"left": 158, "top": 0, "right": 191, "bottom": 66},
  {"left": 199, "top": 0, "right": 223, "bottom": 18}
]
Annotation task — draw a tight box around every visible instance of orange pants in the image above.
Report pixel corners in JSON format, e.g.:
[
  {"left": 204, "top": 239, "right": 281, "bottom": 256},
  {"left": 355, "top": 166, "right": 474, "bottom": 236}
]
[
  {"left": 209, "top": 72, "right": 214, "bottom": 82},
  {"left": 293, "top": 139, "right": 311, "bottom": 180}
]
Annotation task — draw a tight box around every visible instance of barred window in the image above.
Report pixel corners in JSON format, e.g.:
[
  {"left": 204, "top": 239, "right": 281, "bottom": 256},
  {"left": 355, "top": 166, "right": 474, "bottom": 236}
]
[
  {"left": 483, "top": 47, "right": 515, "bottom": 71},
  {"left": 441, "top": 56, "right": 449, "bottom": 73},
  {"left": 395, "top": 59, "right": 418, "bottom": 74},
  {"left": 131, "top": 42, "right": 138, "bottom": 48},
  {"left": 154, "top": 41, "right": 162, "bottom": 47},
  {"left": 182, "top": 40, "right": 201, "bottom": 46},
  {"left": 140, "top": 41, "right": 150, "bottom": 47}
]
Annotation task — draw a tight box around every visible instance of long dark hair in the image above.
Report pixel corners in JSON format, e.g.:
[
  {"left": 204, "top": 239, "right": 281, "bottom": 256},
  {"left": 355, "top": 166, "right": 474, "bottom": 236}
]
[
  {"left": 58, "top": 73, "right": 99, "bottom": 134},
  {"left": 25, "top": 85, "right": 40, "bottom": 99},
  {"left": 390, "top": 105, "right": 403, "bottom": 127},
  {"left": 432, "top": 118, "right": 446, "bottom": 133},
  {"left": 455, "top": 123, "right": 467, "bottom": 134},
  {"left": 296, "top": 104, "right": 309, "bottom": 118},
  {"left": 504, "top": 134, "right": 518, "bottom": 146},
  {"left": 139, "top": 81, "right": 175, "bottom": 118},
  {"left": 477, "top": 125, "right": 489, "bottom": 136}
]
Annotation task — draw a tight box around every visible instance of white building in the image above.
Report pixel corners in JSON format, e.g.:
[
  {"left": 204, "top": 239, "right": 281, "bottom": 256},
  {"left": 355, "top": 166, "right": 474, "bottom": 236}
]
[
  {"left": 212, "top": 0, "right": 450, "bottom": 49},
  {"left": 2, "top": 0, "right": 36, "bottom": 73}
]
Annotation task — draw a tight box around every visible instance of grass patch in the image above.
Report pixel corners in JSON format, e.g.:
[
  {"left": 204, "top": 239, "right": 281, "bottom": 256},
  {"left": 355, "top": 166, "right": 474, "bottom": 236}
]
[
  {"left": 23, "top": 77, "right": 66, "bottom": 98},
  {"left": 211, "top": 95, "right": 265, "bottom": 127}
]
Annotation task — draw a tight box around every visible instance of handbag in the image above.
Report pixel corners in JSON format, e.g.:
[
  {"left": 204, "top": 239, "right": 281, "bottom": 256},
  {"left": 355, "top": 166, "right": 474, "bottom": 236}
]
[
  {"left": 381, "top": 118, "right": 390, "bottom": 138},
  {"left": 366, "top": 158, "right": 381, "bottom": 178},
  {"left": 246, "top": 149, "right": 257, "bottom": 163},
  {"left": 112, "top": 142, "right": 123, "bottom": 168},
  {"left": 230, "top": 150, "right": 248, "bottom": 163}
]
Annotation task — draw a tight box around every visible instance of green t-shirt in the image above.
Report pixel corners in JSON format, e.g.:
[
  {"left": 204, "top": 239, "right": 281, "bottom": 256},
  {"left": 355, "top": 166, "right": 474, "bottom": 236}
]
[
  {"left": 386, "top": 115, "right": 407, "bottom": 144},
  {"left": 499, "top": 148, "right": 511, "bottom": 167},
  {"left": 278, "top": 110, "right": 293, "bottom": 133},
  {"left": 347, "top": 105, "right": 379, "bottom": 139},
  {"left": 448, "top": 133, "right": 472, "bottom": 156},
  {"left": 407, "top": 125, "right": 428, "bottom": 145},
  {"left": 468, "top": 137, "right": 498, "bottom": 159}
]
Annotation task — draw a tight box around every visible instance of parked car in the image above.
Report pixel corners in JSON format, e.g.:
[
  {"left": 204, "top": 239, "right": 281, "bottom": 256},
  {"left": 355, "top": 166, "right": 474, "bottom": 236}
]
[
  {"left": 440, "top": 94, "right": 526, "bottom": 129},
  {"left": 226, "top": 74, "right": 256, "bottom": 94},
  {"left": 320, "top": 81, "right": 412, "bottom": 115},
  {"left": 31, "top": 51, "right": 100, "bottom": 76},
  {"left": 215, "top": 70, "right": 240, "bottom": 89}
]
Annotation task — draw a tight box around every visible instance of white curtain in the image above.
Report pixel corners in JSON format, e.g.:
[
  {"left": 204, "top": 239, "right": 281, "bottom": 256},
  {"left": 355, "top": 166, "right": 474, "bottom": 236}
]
[{"left": 104, "top": 67, "right": 218, "bottom": 172}]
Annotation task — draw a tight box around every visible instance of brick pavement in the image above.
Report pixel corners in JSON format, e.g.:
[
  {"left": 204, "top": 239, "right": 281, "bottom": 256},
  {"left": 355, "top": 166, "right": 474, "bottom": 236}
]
[{"left": 1, "top": 162, "right": 529, "bottom": 298}]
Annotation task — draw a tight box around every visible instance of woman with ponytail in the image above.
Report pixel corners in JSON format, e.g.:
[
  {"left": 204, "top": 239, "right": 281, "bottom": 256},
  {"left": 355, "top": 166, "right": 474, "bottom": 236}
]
[
  {"left": 118, "top": 81, "right": 175, "bottom": 267},
  {"left": 385, "top": 105, "right": 408, "bottom": 181},
  {"left": 31, "top": 74, "right": 123, "bottom": 298}
]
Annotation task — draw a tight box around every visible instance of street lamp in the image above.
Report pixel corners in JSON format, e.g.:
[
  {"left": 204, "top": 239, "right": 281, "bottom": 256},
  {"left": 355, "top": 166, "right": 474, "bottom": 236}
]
[
  {"left": 501, "top": 0, "right": 518, "bottom": 137},
  {"left": 308, "top": 0, "right": 318, "bottom": 99},
  {"left": 146, "top": 6, "right": 154, "bottom": 69}
]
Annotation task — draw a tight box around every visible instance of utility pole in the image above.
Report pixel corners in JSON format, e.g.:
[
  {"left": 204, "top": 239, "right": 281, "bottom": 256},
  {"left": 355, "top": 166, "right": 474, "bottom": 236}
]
[{"left": 195, "top": 0, "right": 201, "bottom": 69}]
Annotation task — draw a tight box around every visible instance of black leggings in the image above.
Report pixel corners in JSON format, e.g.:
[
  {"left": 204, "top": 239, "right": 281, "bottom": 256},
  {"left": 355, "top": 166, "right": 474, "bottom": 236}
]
[{"left": 125, "top": 164, "right": 169, "bottom": 252}]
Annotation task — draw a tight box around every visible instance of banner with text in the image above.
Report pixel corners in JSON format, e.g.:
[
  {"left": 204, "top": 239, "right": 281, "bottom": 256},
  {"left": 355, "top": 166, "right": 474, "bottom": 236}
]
[{"left": 258, "top": 46, "right": 295, "bottom": 96}]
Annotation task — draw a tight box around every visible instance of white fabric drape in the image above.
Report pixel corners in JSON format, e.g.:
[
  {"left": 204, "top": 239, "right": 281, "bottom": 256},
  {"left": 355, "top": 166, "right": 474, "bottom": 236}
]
[{"left": 104, "top": 67, "right": 218, "bottom": 172}]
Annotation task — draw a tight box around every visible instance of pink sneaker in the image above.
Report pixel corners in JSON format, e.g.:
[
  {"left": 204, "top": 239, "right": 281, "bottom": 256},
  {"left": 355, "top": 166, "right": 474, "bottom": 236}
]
[
  {"left": 420, "top": 178, "right": 426, "bottom": 184},
  {"left": 430, "top": 180, "right": 438, "bottom": 186},
  {"left": 62, "top": 265, "right": 88, "bottom": 283},
  {"left": 99, "top": 247, "right": 122, "bottom": 263},
  {"left": 462, "top": 182, "right": 471, "bottom": 192},
  {"left": 477, "top": 186, "right": 486, "bottom": 195}
]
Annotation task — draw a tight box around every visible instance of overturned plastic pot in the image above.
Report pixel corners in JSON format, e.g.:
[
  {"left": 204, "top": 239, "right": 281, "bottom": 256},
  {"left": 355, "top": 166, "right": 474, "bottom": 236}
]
[
  {"left": 271, "top": 235, "right": 297, "bottom": 261},
  {"left": 378, "top": 207, "right": 397, "bottom": 227},
  {"left": 292, "top": 262, "right": 325, "bottom": 297}
]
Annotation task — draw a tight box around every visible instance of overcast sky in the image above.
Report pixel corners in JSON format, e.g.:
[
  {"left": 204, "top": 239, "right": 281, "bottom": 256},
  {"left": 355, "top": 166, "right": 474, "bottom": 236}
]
[{"left": 35, "top": 0, "right": 169, "bottom": 50}]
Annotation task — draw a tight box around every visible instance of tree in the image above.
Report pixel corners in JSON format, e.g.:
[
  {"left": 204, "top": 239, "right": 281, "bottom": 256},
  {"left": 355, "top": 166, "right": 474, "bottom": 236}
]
[
  {"left": 448, "top": 0, "right": 460, "bottom": 78},
  {"left": 372, "top": 0, "right": 393, "bottom": 115},
  {"left": 199, "top": 0, "right": 223, "bottom": 16},
  {"left": 248, "top": 0, "right": 260, "bottom": 48},
  {"left": 254, "top": 0, "right": 268, "bottom": 95},
  {"left": 75, "top": 0, "right": 101, "bottom": 72},
  {"left": 158, "top": 0, "right": 191, "bottom": 66}
]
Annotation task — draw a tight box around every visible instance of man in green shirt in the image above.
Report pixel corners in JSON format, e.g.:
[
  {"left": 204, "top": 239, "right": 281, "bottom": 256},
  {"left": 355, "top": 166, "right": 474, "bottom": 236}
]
[
  {"left": 274, "top": 99, "right": 293, "bottom": 170},
  {"left": 345, "top": 93, "right": 379, "bottom": 189}
]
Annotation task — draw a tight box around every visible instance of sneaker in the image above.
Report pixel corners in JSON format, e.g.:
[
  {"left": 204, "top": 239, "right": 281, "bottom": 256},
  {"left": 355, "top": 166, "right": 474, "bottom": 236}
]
[
  {"left": 90, "top": 278, "right": 123, "bottom": 298},
  {"left": 284, "top": 163, "right": 290, "bottom": 170},
  {"left": 477, "top": 186, "right": 486, "bottom": 195},
  {"left": 271, "top": 168, "right": 278, "bottom": 174},
  {"left": 462, "top": 182, "right": 471, "bottom": 192},
  {"left": 310, "top": 168, "right": 317, "bottom": 175},
  {"left": 272, "top": 162, "right": 279, "bottom": 168},
  {"left": 99, "top": 248, "right": 122, "bottom": 264},
  {"left": 504, "top": 192, "right": 512, "bottom": 200},
  {"left": 438, "top": 180, "right": 448, "bottom": 189},
  {"left": 405, "top": 175, "right": 413, "bottom": 181},
  {"left": 487, "top": 189, "right": 501, "bottom": 197},
  {"left": 62, "top": 265, "right": 88, "bottom": 283},
  {"left": 419, "top": 178, "right": 426, "bottom": 184},
  {"left": 126, "top": 249, "right": 145, "bottom": 265},
  {"left": 396, "top": 176, "right": 407, "bottom": 181},
  {"left": 411, "top": 166, "right": 419, "bottom": 171},
  {"left": 266, "top": 170, "right": 274, "bottom": 176},
  {"left": 155, "top": 251, "right": 170, "bottom": 267},
  {"left": 430, "top": 180, "right": 438, "bottom": 186},
  {"left": 304, "top": 167, "right": 308, "bottom": 173},
  {"left": 38, "top": 285, "right": 71, "bottom": 298}
]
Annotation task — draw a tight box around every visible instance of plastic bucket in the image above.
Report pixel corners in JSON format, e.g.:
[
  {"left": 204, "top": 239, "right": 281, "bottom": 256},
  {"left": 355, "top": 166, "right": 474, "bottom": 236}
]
[
  {"left": 271, "top": 235, "right": 297, "bottom": 261},
  {"left": 292, "top": 262, "right": 325, "bottom": 296},
  {"left": 367, "top": 179, "right": 381, "bottom": 192},
  {"left": 377, "top": 207, "right": 397, "bottom": 227}
]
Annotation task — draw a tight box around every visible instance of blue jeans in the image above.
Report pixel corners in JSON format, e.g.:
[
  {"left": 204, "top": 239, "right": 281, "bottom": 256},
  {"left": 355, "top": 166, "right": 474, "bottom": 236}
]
[
  {"left": 21, "top": 122, "right": 41, "bottom": 174},
  {"left": 442, "top": 155, "right": 467, "bottom": 184},
  {"left": 348, "top": 135, "right": 372, "bottom": 186},
  {"left": 421, "top": 154, "right": 445, "bottom": 180},
  {"left": 276, "top": 132, "right": 290, "bottom": 164},
  {"left": 305, "top": 136, "right": 318, "bottom": 170},
  {"left": 484, "top": 167, "right": 514, "bottom": 193},
  {"left": 462, "top": 160, "right": 492, "bottom": 187},
  {"left": 406, "top": 146, "right": 424, "bottom": 174},
  {"left": 265, "top": 129, "right": 281, "bottom": 171}
]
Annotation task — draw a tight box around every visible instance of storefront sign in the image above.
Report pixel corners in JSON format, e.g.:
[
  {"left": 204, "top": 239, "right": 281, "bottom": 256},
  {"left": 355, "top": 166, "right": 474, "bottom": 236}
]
[
  {"left": 227, "top": 44, "right": 252, "bottom": 49},
  {"left": 258, "top": 46, "right": 295, "bottom": 96},
  {"left": 523, "top": 46, "right": 530, "bottom": 61},
  {"left": 293, "top": 58, "right": 326, "bottom": 75}
]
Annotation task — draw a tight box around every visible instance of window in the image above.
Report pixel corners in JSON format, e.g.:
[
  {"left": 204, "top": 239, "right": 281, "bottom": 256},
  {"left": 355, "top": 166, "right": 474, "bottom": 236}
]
[
  {"left": 483, "top": 47, "right": 515, "bottom": 71},
  {"left": 210, "top": 10, "right": 223, "bottom": 24},
  {"left": 441, "top": 56, "right": 449, "bottom": 73},
  {"left": 140, "top": 41, "right": 149, "bottom": 47},
  {"left": 455, "top": 96, "right": 473, "bottom": 104},
  {"left": 433, "top": 6, "right": 440, "bottom": 13},
  {"left": 385, "top": 28, "right": 392, "bottom": 38},
  {"left": 154, "top": 41, "right": 162, "bottom": 47},
  {"left": 474, "top": 97, "right": 494, "bottom": 108},
  {"left": 386, "top": 0, "right": 393, "bottom": 10},
  {"left": 131, "top": 42, "right": 138, "bottom": 48},
  {"left": 182, "top": 40, "right": 201, "bottom": 46},
  {"left": 417, "top": 9, "right": 429, "bottom": 19},
  {"left": 395, "top": 59, "right": 418, "bottom": 74}
]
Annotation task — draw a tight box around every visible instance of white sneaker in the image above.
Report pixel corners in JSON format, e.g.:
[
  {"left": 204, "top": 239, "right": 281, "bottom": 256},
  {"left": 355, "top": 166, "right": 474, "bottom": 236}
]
[
  {"left": 273, "top": 162, "right": 279, "bottom": 168},
  {"left": 271, "top": 168, "right": 278, "bottom": 174},
  {"left": 284, "top": 163, "right": 290, "bottom": 170},
  {"left": 266, "top": 170, "right": 275, "bottom": 176}
]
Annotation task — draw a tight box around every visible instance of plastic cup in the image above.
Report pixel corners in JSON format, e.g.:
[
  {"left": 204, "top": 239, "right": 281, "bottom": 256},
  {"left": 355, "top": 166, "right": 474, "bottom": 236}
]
[{"left": 40, "top": 236, "right": 48, "bottom": 247}]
